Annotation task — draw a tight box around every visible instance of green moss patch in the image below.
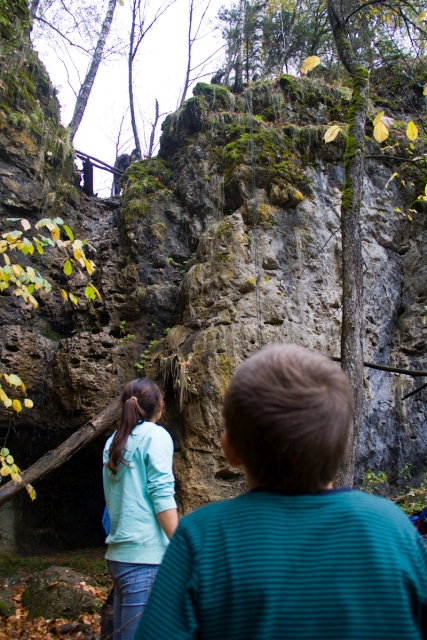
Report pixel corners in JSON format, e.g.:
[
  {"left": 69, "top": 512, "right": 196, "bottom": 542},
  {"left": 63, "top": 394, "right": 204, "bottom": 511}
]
[{"left": 193, "top": 82, "right": 234, "bottom": 111}]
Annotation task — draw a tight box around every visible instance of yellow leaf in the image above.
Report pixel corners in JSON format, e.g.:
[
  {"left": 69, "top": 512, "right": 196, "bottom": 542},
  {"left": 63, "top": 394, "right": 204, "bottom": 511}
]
[
  {"left": 394, "top": 207, "right": 402, "bottom": 213},
  {"left": 87, "top": 282, "right": 101, "bottom": 299},
  {"left": 28, "top": 295, "right": 38, "bottom": 309},
  {"left": 0, "top": 464, "right": 10, "bottom": 476},
  {"left": 300, "top": 55, "right": 321, "bottom": 74},
  {"left": 3, "top": 254, "right": 10, "bottom": 265},
  {"left": 324, "top": 125, "right": 341, "bottom": 143},
  {"left": 11, "top": 469, "right": 22, "bottom": 483},
  {"left": 33, "top": 237, "right": 44, "bottom": 255},
  {"left": 20, "top": 382, "right": 26, "bottom": 393},
  {"left": 74, "top": 247, "right": 84, "bottom": 261},
  {"left": 385, "top": 172, "right": 398, "bottom": 188},
  {"left": 424, "top": 86, "right": 427, "bottom": 96},
  {"left": 4, "top": 374, "right": 22, "bottom": 387},
  {"left": 24, "top": 398, "right": 34, "bottom": 408},
  {"left": 0, "top": 387, "right": 10, "bottom": 407},
  {"left": 406, "top": 121, "right": 418, "bottom": 141},
  {"left": 373, "top": 121, "right": 389, "bottom": 143},
  {"left": 63, "top": 259, "right": 72, "bottom": 276},
  {"left": 2, "top": 230, "right": 22, "bottom": 241},
  {"left": 12, "top": 264, "right": 23, "bottom": 277},
  {"left": 373, "top": 111, "right": 385, "bottom": 126},
  {"left": 25, "top": 483, "right": 36, "bottom": 500},
  {"left": 26, "top": 266, "right": 36, "bottom": 278},
  {"left": 69, "top": 293, "right": 78, "bottom": 305},
  {"left": 84, "top": 258, "right": 93, "bottom": 275},
  {"left": 85, "top": 286, "right": 96, "bottom": 300},
  {"left": 417, "top": 9, "right": 427, "bottom": 22},
  {"left": 60, "top": 288, "right": 69, "bottom": 301},
  {"left": 21, "top": 219, "right": 31, "bottom": 231},
  {"left": 12, "top": 399, "right": 22, "bottom": 412},
  {"left": 51, "top": 227, "right": 60, "bottom": 241}
]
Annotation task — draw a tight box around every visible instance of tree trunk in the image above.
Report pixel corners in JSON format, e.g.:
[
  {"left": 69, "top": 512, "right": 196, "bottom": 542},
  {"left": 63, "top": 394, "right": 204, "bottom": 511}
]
[
  {"left": 29, "top": 0, "right": 40, "bottom": 29},
  {"left": 180, "top": 0, "right": 194, "bottom": 106},
  {"left": 327, "top": 0, "right": 368, "bottom": 487},
  {"left": 335, "top": 67, "right": 368, "bottom": 487},
  {"left": 252, "top": 0, "right": 266, "bottom": 82},
  {"left": 0, "top": 398, "right": 121, "bottom": 507},
  {"left": 233, "top": 0, "right": 245, "bottom": 93},
  {"left": 148, "top": 99, "right": 160, "bottom": 158},
  {"left": 129, "top": 2, "right": 141, "bottom": 152},
  {"left": 68, "top": 0, "right": 117, "bottom": 141}
]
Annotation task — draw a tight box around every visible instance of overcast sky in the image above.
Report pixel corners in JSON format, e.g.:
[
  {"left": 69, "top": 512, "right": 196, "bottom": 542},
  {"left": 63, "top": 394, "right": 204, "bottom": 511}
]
[{"left": 33, "top": 0, "right": 227, "bottom": 196}]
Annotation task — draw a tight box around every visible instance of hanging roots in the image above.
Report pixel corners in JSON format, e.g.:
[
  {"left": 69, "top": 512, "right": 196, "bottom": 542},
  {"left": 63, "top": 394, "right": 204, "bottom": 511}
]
[{"left": 160, "top": 353, "right": 194, "bottom": 411}]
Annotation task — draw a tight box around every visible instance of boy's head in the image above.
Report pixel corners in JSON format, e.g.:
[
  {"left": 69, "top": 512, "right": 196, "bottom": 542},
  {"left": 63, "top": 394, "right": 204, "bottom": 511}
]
[{"left": 222, "top": 343, "right": 353, "bottom": 493}]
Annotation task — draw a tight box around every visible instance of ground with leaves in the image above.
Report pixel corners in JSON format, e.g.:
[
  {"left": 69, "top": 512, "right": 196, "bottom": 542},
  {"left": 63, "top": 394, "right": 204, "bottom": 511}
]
[{"left": 0, "top": 549, "right": 109, "bottom": 640}]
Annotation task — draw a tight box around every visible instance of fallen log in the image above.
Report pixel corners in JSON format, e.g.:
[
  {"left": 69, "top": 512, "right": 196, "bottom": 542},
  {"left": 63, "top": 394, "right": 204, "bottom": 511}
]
[{"left": 0, "top": 397, "right": 121, "bottom": 507}]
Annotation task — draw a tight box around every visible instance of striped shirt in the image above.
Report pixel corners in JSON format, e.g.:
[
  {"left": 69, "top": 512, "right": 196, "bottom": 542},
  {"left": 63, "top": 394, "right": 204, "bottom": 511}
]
[{"left": 137, "top": 489, "right": 427, "bottom": 639}]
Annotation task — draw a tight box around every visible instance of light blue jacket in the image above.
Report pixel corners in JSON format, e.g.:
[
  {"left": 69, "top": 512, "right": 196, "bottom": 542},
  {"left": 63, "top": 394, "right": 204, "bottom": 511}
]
[{"left": 103, "top": 421, "right": 177, "bottom": 564}]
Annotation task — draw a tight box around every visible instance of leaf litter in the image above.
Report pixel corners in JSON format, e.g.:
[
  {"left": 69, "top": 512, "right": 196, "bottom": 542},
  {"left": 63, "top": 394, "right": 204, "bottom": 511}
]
[{"left": 0, "top": 582, "right": 103, "bottom": 639}]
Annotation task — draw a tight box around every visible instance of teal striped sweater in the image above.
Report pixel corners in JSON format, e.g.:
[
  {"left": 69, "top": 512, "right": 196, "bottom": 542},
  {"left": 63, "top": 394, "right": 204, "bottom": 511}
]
[{"left": 137, "top": 489, "right": 427, "bottom": 639}]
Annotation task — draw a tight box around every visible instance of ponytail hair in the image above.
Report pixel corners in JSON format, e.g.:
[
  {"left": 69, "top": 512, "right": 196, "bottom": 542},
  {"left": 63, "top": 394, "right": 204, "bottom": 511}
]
[{"left": 108, "top": 378, "right": 163, "bottom": 473}]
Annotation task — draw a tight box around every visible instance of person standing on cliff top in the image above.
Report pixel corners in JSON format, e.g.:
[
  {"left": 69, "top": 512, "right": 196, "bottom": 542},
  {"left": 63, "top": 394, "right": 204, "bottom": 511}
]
[{"left": 113, "top": 148, "right": 141, "bottom": 196}]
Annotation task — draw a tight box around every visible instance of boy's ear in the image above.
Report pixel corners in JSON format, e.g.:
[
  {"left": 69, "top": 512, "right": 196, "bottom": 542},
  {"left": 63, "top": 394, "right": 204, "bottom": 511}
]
[{"left": 221, "top": 432, "right": 243, "bottom": 468}]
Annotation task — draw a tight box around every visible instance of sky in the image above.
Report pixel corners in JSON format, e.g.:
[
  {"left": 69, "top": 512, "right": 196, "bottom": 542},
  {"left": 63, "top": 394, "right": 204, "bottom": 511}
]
[{"left": 33, "top": 0, "right": 227, "bottom": 196}]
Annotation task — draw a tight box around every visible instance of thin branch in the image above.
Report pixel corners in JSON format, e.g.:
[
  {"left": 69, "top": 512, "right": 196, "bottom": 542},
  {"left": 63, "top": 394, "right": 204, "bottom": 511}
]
[
  {"left": 331, "top": 356, "right": 427, "bottom": 377},
  {"left": 34, "top": 16, "right": 92, "bottom": 55},
  {"left": 402, "top": 382, "right": 427, "bottom": 401}
]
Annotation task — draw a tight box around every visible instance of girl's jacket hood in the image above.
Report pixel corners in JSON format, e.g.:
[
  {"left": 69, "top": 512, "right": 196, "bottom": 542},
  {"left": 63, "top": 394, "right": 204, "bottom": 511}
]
[{"left": 103, "top": 421, "right": 156, "bottom": 482}]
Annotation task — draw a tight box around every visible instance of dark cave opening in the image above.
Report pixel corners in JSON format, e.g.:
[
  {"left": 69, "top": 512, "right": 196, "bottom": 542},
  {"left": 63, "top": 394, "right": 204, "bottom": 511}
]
[
  {"left": 0, "top": 392, "right": 184, "bottom": 556},
  {"left": 0, "top": 426, "right": 107, "bottom": 556}
]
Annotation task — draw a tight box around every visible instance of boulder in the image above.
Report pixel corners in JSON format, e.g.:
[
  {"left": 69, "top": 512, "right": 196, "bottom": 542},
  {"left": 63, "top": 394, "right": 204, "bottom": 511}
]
[{"left": 21, "top": 566, "right": 105, "bottom": 620}]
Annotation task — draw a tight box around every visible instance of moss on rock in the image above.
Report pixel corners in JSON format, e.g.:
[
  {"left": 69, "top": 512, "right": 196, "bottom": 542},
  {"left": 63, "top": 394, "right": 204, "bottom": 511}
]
[
  {"left": 193, "top": 82, "right": 234, "bottom": 111},
  {"left": 0, "top": 0, "right": 29, "bottom": 40},
  {"left": 21, "top": 566, "right": 104, "bottom": 620}
]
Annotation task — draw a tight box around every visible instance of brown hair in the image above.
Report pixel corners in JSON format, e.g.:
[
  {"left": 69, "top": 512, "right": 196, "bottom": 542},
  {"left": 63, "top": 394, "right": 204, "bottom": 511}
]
[
  {"left": 108, "top": 378, "right": 163, "bottom": 473},
  {"left": 223, "top": 343, "right": 353, "bottom": 493}
]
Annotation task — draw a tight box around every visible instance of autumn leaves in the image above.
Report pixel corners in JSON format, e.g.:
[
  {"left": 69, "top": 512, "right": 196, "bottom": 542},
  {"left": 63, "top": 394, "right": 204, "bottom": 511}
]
[{"left": 0, "top": 215, "right": 99, "bottom": 494}]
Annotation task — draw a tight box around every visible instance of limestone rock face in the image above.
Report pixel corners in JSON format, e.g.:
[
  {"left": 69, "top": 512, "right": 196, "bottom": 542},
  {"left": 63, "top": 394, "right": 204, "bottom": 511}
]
[{"left": 1, "top": 18, "right": 427, "bottom": 550}]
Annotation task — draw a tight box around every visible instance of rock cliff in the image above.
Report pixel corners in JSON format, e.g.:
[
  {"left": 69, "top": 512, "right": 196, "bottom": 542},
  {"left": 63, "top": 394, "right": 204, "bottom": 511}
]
[{"left": 1, "top": 8, "right": 427, "bottom": 553}]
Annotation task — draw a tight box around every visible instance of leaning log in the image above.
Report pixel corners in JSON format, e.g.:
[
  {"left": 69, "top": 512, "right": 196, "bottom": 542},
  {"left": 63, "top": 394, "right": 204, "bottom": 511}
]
[{"left": 0, "top": 397, "right": 121, "bottom": 507}]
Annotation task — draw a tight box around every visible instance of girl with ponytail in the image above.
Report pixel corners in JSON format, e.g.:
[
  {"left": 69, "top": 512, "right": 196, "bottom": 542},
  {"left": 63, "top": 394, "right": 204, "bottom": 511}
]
[{"left": 103, "top": 378, "right": 178, "bottom": 640}]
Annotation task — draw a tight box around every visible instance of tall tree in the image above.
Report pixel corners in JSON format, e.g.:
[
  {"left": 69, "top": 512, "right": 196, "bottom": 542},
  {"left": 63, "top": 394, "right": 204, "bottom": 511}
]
[
  {"left": 179, "top": 0, "right": 214, "bottom": 106},
  {"left": 68, "top": 0, "right": 117, "bottom": 141},
  {"left": 233, "top": 0, "right": 245, "bottom": 92},
  {"left": 217, "top": 0, "right": 333, "bottom": 86},
  {"left": 252, "top": 0, "right": 267, "bottom": 81},
  {"left": 148, "top": 99, "right": 160, "bottom": 158},
  {"left": 327, "top": 0, "right": 368, "bottom": 487},
  {"left": 128, "top": 0, "right": 177, "bottom": 151}
]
